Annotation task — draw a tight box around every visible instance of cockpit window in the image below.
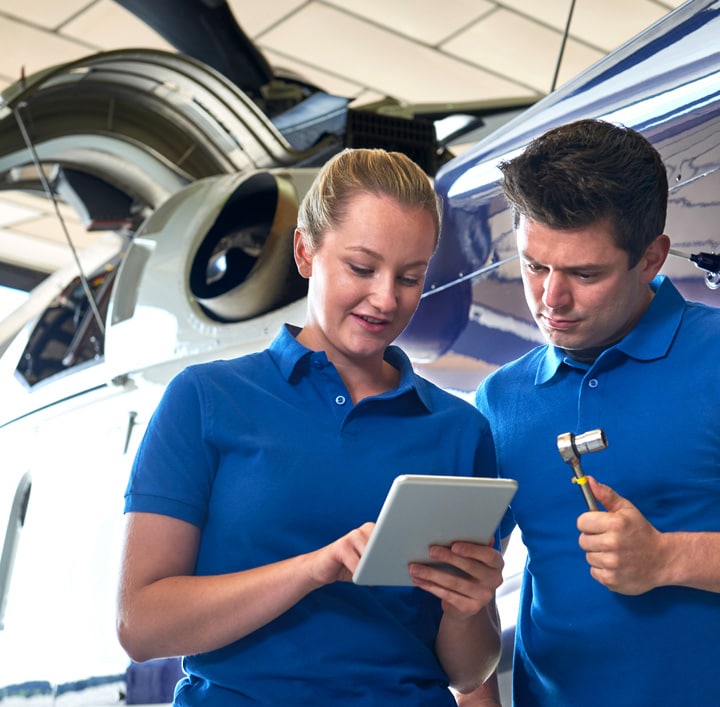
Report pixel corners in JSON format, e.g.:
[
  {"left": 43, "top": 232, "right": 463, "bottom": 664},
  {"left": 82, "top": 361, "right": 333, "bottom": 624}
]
[{"left": 15, "top": 264, "right": 117, "bottom": 387}]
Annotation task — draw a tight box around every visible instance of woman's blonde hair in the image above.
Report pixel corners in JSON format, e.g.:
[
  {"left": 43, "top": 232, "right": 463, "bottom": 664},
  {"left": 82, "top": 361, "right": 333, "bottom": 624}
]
[{"left": 296, "top": 148, "right": 441, "bottom": 251}]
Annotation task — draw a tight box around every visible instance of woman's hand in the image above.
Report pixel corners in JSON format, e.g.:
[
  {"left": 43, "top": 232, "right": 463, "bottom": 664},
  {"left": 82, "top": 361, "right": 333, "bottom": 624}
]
[
  {"left": 307, "top": 522, "right": 375, "bottom": 585},
  {"left": 408, "top": 541, "right": 504, "bottom": 617}
]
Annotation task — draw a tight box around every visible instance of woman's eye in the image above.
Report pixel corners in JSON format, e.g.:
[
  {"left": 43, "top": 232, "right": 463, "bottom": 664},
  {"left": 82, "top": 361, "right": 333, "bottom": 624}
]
[
  {"left": 399, "top": 276, "right": 420, "bottom": 286},
  {"left": 349, "top": 264, "right": 373, "bottom": 276}
]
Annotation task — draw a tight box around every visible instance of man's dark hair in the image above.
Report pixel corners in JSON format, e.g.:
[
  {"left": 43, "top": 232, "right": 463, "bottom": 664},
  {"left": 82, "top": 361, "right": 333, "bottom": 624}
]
[{"left": 499, "top": 119, "right": 668, "bottom": 268}]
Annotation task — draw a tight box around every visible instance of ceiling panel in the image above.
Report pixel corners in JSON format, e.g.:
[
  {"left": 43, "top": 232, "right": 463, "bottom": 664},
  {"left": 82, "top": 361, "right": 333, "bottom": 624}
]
[
  {"left": 60, "top": 1, "right": 173, "bottom": 51},
  {"left": 0, "top": 0, "right": 90, "bottom": 30},
  {"left": 442, "top": 9, "right": 602, "bottom": 94},
  {"left": 326, "top": 0, "right": 496, "bottom": 46},
  {"left": 260, "top": 2, "right": 531, "bottom": 104},
  {"left": 571, "top": 0, "right": 671, "bottom": 50}
]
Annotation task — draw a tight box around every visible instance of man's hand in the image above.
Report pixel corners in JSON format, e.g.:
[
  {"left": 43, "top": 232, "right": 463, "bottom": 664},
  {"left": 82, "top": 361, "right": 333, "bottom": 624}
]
[{"left": 577, "top": 477, "right": 665, "bottom": 594}]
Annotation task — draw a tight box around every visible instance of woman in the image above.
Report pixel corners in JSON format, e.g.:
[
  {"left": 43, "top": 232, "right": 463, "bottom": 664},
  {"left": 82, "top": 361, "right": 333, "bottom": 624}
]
[{"left": 117, "top": 148, "right": 503, "bottom": 706}]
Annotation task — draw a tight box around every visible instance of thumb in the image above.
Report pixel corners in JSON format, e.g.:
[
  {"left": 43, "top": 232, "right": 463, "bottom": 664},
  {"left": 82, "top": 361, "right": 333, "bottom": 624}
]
[{"left": 586, "top": 476, "right": 630, "bottom": 513}]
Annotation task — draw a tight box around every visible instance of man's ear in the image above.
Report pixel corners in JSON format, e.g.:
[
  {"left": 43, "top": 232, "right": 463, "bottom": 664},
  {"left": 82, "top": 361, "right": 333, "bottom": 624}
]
[
  {"left": 639, "top": 234, "right": 670, "bottom": 283},
  {"left": 293, "top": 228, "right": 313, "bottom": 277}
]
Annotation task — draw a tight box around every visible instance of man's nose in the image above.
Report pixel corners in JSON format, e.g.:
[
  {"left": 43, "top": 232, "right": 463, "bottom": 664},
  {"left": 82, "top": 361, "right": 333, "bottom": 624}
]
[{"left": 542, "top": 271, "right": 570, "bottom": 309}]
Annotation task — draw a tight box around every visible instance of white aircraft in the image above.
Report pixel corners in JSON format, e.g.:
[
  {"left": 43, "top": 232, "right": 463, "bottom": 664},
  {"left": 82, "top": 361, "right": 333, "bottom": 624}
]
[{"left": 1, "top": 0, "right": 719, "bottom": 704}]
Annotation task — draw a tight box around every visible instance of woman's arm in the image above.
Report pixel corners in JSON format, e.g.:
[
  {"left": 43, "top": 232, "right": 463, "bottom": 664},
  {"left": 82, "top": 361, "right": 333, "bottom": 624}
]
[
  {"left": 454, "top": 674, "right": 502, "bottom": 706},
  {"left": 408, "top": 540, "right": 504, "bottom": 693},
  {"left": 116, "top": 512, "right": 373, "bottom": 661},
  {"left": 436, "top": 601, "right": 501, "bottom": 693}
]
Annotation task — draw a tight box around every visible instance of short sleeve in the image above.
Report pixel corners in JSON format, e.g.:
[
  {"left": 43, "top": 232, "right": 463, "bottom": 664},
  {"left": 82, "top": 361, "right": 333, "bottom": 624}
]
[{"left": 124, "top": 366, "right": 217, "bottom": 527}]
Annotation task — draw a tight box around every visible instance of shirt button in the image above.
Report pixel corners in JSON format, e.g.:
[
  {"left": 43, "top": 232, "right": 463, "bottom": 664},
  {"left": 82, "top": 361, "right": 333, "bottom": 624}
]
[
  {"left": 588, "top": 378, "right": 599, "bottom": 388},
  {"left": 335, "top": 395, "right": 347, "bottom": 406}
]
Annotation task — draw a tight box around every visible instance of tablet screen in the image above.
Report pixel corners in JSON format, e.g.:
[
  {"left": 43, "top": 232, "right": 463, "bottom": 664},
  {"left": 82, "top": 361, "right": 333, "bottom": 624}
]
[{"left": 352, "top": 474, "right": 517, "bottom": 586}]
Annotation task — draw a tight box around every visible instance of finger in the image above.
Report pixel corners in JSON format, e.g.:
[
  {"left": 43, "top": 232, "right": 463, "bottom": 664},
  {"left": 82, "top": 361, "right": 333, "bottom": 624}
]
[
  {"left": 585, "top": 476, "right": 632, "bottom": 513},
  {"left": 408, "top": 563, "right": 498, "bottom": 617},
  {"left": 426, "top": 546, "right": 504, "bottom": 592},
  {"left": 354, "top": 521, "right": 375, "bottom": 548},
  {"left": 427, "top": 548, "right": 503, "bottom": 584},
  {"left": 443, "top": 541, "right": 505, "bottom": 570}
]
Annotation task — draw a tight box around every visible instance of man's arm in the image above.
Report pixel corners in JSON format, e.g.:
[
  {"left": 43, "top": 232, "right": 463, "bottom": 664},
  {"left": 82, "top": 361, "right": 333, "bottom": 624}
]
[{"left": 579, "top": 477, "right": 720, "bottom": 594}]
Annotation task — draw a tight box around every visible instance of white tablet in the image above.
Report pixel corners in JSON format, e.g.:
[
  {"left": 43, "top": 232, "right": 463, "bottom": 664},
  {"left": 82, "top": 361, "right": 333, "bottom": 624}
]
[{"left": 352, "top": 474, "right": 518, "bottom": 586}]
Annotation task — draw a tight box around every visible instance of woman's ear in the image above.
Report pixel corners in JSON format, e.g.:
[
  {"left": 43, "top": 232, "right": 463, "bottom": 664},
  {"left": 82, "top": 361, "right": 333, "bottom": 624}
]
[
  {"left": 639, "top": 233, "right": 670, "bottom": 283},
  {"left": 293, "top": 228, "right": 313, "bottom": 278}
]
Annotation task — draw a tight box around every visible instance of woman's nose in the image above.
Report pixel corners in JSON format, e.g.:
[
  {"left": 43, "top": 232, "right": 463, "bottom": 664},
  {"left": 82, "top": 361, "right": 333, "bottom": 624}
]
[{"left": 369, "top": 275, "right": 398, "bottom": 313}]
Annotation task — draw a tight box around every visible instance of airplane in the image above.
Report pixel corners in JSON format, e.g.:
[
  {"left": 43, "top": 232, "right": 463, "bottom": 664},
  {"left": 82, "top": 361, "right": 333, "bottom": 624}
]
[{"left": 0, "top": 0, "right": 718, "bottom": 704}]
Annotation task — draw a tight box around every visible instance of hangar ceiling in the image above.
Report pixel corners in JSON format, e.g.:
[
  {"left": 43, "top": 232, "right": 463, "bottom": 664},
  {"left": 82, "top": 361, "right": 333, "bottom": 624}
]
[{"left": 0, "top": 0, "right": 686, "bottom": 297}]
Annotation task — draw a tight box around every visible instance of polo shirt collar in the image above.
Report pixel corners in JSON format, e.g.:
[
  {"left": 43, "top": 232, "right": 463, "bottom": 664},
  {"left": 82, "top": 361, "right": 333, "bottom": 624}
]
[
  {"left": 270, "top": 324, "right": 310, "bottom": 380},
  {"left": 269, "top": 324, "right": 432, "bottom": 411},
  {"left": 536, "top": 275, "right": 684, "bottom": 384}
]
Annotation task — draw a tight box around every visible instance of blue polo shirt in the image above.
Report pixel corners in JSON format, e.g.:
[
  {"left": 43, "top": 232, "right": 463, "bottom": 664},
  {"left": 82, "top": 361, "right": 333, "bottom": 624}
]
[
  {"left": 125, "top": 324, "right": 496, "bottom": 706},
  {"left": 476, "top": 276, "right": 720, "bottom": 706}
]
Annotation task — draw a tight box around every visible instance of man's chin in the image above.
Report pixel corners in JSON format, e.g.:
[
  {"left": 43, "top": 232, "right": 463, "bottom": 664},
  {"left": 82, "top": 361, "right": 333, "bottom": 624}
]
[{"left": 543, "top": 331, "right": 583, "bottom": 350}]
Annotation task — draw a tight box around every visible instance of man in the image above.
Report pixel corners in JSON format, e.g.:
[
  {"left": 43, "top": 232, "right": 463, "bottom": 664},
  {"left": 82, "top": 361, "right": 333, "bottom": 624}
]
[{"left": 460, "top": 119, "right": 720, "bottom": 706}]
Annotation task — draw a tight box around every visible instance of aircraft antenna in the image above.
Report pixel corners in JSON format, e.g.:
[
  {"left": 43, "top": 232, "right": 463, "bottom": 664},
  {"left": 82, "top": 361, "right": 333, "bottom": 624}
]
[
  {"left": 12, "top": 103, "right": 105, "bottom": 335},
  {"left": 551, "top": 0, "right": 577, "bottom": 93},
  {"left": 425, "top": 254, "right": 518, "bottom": 295}
]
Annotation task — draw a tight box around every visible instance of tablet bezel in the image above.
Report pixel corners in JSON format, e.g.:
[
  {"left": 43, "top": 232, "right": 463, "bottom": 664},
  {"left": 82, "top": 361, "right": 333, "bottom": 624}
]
[{"left": 352, "top": 474, "right": 517, "bottom": 586}]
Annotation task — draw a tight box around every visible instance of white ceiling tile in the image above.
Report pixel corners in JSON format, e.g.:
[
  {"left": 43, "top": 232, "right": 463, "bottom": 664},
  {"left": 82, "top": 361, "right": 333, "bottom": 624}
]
[
  {"left": 228, "top": 0, "right": 305, "bottom": 36},
  {"left": 326, "top": 0, "right": 496, "bottom": 45},
  {"left": 0, "top": 192, "right": 80, "bottom": 224},
  {"left": 0, "top": 17, "right": 90, "bottom": 90},
  {"left": 571, "top": 0, "right": 670, "bottom": 51},
  {"left": 60, "top": 0, "right": 173, "bottom": 52},
  {"left": 498, "top": 0, "right": 575, "bottom": 30},
  {"left": 0, "top": 227, "right": 79, "bottom": 271},
  {"left": 554, "top": 41, "right": 606, "bottom": 90},
  {"left": 263, "top": 48, "right": 365, "bottom": 98},
  {"left": 0, "top": 0, "right": 90, "bottom": 30},
  {"left": 260, "top": 4, "right": 534, "bottom": 105},
  {"left": 0, "top": 200, "right": 39, "bottom": 226},
  {"left": 443, "top": 10, "right": 568, "bottom": 94},
  {"left": 10, "top": 215, "right": 98, "bottom": 248}
]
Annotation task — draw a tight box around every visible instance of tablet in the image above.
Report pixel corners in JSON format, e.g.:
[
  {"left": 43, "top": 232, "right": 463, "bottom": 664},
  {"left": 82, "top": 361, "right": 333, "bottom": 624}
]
[{"left": 352, "top": 474, "right": 518, "bottom": 586}]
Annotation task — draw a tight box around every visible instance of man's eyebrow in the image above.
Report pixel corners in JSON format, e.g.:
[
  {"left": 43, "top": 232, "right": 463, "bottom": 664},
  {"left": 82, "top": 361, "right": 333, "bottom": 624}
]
[{"left": 519, "top": 251, "right": 604, "bottom": 271}]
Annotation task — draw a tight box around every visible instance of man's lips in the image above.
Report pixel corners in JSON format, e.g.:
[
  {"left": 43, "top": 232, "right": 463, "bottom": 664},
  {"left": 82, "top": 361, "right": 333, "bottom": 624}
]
[{"left": 540, "top": 313, "right": 579, "bottom": 330}]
